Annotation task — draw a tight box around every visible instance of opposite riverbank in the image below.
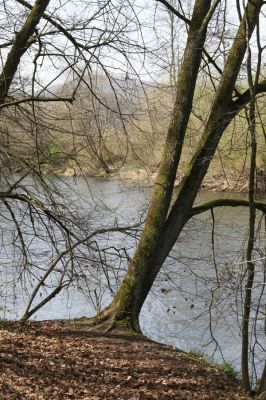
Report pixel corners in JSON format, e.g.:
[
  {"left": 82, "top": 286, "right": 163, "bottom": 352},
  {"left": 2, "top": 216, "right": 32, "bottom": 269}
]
[{"left": 52, "top": 166, "right": 266, "bottom": 193}]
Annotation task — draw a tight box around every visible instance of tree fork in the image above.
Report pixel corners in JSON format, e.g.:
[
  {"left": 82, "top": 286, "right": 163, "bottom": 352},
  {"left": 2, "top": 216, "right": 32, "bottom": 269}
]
[{"left": 159, "top": 0, "right": 264, "bottom": 262}]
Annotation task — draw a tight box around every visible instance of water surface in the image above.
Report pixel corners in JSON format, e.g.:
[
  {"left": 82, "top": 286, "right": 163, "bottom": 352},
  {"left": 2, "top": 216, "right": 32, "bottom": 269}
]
[{"left": 0, "top": 176, "right": 265, "bottom": 376}]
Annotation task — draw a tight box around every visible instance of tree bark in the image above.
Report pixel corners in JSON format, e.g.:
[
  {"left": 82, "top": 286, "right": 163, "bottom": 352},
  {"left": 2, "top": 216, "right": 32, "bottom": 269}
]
[{"left": 258, "top": 361, "right": 266, "bottom": 396}]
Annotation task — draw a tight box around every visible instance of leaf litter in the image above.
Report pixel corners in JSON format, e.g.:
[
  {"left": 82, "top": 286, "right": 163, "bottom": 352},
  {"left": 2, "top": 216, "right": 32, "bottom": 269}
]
[{"left": 0, "top": 320, "right": 252, "bottom": 400}]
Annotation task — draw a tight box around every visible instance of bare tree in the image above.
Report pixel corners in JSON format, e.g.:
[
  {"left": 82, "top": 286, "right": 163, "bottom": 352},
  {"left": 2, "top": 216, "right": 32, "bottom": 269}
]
[{"left": 0, "top": 0, "right": 152, "bottom": 322}]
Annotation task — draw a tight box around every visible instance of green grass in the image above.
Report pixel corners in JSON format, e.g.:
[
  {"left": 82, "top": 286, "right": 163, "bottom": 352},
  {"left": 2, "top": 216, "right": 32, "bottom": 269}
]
[
  {"left": 188, "top": 348, "right": 210, "bottom": 364},
  {"left": 219, "top": 362, "right": 238, "bottom": 378},
  {"left": 188, "top": 349, "right": 238, "bottom": 378}
]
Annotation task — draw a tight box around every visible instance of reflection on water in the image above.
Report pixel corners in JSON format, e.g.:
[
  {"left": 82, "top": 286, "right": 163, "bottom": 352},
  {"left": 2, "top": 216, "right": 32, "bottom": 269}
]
[{"left": 0, "top": 176, "right": 265, "bottom": 375}]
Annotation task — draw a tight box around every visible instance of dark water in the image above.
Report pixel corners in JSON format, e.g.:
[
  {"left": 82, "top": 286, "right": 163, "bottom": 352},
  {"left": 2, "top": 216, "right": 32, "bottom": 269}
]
[{"left": 0, "top": 176, "right": 265, "bottom": 377}]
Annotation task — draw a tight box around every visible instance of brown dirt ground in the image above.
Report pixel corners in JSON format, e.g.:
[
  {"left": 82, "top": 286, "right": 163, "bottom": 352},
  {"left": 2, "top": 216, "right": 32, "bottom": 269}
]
[{"left": 0, "top": 320, "right": 252, "bottom": 400}]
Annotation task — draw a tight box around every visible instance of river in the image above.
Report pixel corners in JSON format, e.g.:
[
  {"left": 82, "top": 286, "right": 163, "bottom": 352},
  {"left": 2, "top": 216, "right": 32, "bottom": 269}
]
[{"left": 0, "top": 176, "right": 265, "bottom": 377}]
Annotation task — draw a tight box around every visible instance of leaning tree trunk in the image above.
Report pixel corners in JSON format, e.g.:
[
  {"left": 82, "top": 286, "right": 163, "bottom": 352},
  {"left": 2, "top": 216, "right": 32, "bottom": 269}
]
[
  {"left": 91, "top": 0, "right": 263, "bottom": 332},
  {"left": 91, "top": 0, "right": 213, "bottom": 331}
]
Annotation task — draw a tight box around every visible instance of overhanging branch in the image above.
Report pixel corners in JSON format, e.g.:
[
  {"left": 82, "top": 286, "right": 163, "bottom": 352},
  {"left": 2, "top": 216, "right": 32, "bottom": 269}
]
[
  {"left": 190, "top": 198, "right": 266, "bottom": 218},
  {"left": 0, "top": 191, "right": 140, "bottom": 242}
]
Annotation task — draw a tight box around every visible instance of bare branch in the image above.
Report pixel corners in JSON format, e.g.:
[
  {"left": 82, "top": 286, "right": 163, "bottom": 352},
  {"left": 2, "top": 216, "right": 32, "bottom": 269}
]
[
  {"left": 0, "top": 0, "right": 50, "bottom": 103},
  {"left": 190, "top": 198, "right": 266, "bottom": 218},
  {"left": 0, "top": 40, "right": 13, "bottom": 49},
  {"left": 155, "top": 0, "right": 191, "bottom": 24},
  {"left": 233, "top": 79, "right": 266, "bottom": 110},
  {"left": 0, "top": 96, "right": 74, "bottom": 109}
]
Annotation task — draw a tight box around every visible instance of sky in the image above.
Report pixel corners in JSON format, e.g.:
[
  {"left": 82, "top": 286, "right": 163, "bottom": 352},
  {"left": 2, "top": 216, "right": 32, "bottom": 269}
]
[{"left": 0, "top": 0, "right": 265, "bottom": 92}]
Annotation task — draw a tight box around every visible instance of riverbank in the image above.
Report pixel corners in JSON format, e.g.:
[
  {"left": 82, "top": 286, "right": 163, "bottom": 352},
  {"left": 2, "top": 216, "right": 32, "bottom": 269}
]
[
  {"left": 0, "top": 320, "right": 253, "bottom": 400},
  {"left": 52, "top": 166, "right": 266, "bottom": 192}
]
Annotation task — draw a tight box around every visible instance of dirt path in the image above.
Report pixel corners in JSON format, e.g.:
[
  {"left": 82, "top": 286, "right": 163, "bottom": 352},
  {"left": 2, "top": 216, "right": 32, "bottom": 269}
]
[{"left": 0, "top": 320, "right": 251, "bottom": 400}]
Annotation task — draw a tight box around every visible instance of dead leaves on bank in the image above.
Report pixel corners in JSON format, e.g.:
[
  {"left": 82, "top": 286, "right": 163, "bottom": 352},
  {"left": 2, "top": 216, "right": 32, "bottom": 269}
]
[{"left": 0, "top": 321, "right": 251, "bottom": 400}]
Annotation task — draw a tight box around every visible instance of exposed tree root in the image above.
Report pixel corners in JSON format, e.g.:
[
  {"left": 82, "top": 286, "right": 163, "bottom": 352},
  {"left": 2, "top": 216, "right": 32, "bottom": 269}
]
[{"left": 72, "top": 305, "right": 141, "bottom": 335}]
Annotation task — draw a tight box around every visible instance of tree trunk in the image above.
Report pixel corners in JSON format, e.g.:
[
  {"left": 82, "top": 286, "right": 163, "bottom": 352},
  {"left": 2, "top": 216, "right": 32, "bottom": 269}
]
[
  {"left": 90, "top": 0, "right": 263, "bottom": 332},
  {"left": 93, "top": 0, "right": 212, "bottom": 331},
  {"left": 241, "top": 42, "right": 257, "bottom": 392},
  {"left": 257, "top": 361, "right": 266, "bottom": 396}
]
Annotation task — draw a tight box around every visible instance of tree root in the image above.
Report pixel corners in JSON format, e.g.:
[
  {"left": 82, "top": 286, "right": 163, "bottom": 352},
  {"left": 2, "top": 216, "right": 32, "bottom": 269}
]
[{"left": 73, "top": 306, "right": 141, "bottom": 334}]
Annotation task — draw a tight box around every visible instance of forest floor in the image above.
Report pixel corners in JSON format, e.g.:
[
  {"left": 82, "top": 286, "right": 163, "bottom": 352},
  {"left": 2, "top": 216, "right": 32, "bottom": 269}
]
[{"left": 0, "top": 320, "right": 253, "bottom": 400}]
